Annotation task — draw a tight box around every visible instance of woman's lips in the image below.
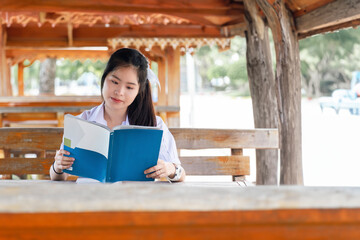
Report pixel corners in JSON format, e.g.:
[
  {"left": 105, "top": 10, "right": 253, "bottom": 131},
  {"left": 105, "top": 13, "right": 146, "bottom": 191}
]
[{"left": 111, "top": 97, "right": 124, "bottom": 103}]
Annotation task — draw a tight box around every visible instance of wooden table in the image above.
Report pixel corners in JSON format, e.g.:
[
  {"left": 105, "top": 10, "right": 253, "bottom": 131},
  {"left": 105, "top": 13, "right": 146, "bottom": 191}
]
[{"left": 1, "top": 181, "right": 360, "bottom": 239}]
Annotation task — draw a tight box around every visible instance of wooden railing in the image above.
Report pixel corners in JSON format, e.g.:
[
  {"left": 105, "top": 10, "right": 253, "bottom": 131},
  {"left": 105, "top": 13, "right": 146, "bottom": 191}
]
[
  {"left": 0, "top": 127, "right": 278, "bottom": 180},
  {"left": 0, "top": 96, "right": 180, "bottom": 127}
]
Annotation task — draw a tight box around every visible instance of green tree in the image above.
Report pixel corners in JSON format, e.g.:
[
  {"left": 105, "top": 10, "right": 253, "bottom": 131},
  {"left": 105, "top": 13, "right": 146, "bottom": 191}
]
[
  {"left": 299, "top": 28, "right": 360, "bottom": 97},
  {"left": 194, "top": 36, "right": 248, "bottom": 90}
]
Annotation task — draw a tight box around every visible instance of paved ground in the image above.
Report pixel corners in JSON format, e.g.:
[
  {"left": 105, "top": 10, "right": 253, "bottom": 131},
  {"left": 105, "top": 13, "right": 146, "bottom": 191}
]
[{"left": 180, "top": 93, "right": 360, "bottom": 186}]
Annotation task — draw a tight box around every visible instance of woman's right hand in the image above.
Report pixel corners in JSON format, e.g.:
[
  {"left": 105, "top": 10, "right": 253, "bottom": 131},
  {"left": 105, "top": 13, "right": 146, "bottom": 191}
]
[{"left": 54, "top": 149, "right": 75, "bottom": 172}]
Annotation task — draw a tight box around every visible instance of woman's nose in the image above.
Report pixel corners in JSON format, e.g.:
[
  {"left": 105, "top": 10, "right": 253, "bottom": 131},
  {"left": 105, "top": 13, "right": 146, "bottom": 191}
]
[{"left": 115, "top": 86, "right": 124, "bottom": 95}]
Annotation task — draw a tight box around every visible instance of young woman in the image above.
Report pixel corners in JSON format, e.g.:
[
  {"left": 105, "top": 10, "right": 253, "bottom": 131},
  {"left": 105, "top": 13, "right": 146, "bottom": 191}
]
[{"left": 50, "top": 48, "right": 185, "bottom": 182}]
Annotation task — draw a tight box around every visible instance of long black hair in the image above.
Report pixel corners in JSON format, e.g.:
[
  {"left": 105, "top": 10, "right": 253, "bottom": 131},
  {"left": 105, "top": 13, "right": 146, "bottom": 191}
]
[{"left": 100, "top": 48, "right": 156, "bottom": 127}]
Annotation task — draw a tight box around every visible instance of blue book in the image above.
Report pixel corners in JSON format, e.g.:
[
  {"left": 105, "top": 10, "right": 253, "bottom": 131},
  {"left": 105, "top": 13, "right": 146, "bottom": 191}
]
[{"left": 62, "top": 114, "right": 163, "bottom": 183}]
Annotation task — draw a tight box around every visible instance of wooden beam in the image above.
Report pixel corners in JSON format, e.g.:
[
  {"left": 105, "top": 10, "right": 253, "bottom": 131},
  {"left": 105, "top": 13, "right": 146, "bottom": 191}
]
[
  {"left": 256, "top": 0, "right": 303, "bottom": 185},
  {"left": 296, "top": 0, "right": 360, "bottom": 35},
  {"left": 0, "top": 0, "right": 244, "bottom": 16},
  {"left": 6, "top": 25, "right": 224, "bottom": 48},
  {"left": 298, "top": 18, "right": 360, "bottom": 39},
  {"left": 244, "top": 0, "right": 278, "bottom": 185},
  {"left": 291, "top": 0, "right": 337, "bottom": 18},
  {"left": 6, "top": 47, "right": 110, "bottom": 64}
]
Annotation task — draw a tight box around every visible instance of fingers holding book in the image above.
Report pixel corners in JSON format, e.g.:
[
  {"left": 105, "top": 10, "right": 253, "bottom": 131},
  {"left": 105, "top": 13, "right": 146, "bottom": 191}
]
[
  {"left": 144, "top": 159, "right": 176, "bottom": 179},
  {"left": 54, "top": 149, "right": 75, "bottom": 172}
]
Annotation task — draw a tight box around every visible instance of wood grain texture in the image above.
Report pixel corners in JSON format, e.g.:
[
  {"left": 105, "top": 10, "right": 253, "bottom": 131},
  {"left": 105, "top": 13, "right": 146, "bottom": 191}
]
[
  {"left": 171, "top": 128, "right": 279, "bottom": 149},
  {"left": 244, "top": 0, "right": 279, "bottom": 185},
  {"left": 1, "top": 183, "right": 360, "bottom": 239},
  {"left": 256, "top": 0, "right": 303, "bottom": 185},
  {"left": 180, "top": 156, "right": 250, "bottom": 175},
  {"left": 296, "top": 0, "right": 360, "bottom": 33},
  {"left": 0, "top": 128, "right": 63, "bottom": 150},
  {"left": 0, "top": 127, "right": 277, "bottom": 176},
  {"left": 2, "top": 209, "right": 360, "bottom": 240},
  {"left": 0, "top": 0, "right": 244, "bottom": 16}
]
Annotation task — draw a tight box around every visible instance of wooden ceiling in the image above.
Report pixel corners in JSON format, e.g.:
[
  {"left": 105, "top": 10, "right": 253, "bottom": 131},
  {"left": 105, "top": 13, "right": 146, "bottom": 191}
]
[{"left": 0, "top": 0, "right": 359, "bottom": 49}]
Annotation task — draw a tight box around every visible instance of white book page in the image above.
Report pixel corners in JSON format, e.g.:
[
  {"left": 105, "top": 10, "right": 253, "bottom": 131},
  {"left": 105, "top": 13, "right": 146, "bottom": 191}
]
[
  {"left": 112, "top": 125, "right": 160, "bottom": 130},
  {"left": 64, "top": 115, "right": 110, "bottom": 159}
]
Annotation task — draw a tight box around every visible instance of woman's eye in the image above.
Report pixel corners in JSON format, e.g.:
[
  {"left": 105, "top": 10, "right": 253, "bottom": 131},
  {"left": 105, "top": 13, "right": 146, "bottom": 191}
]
[
  {"left": 111, "top": 80, "right": 118, "bottom": 84},
  {"left": 127, "top": 86, "right": 133, "bottom": 90}
]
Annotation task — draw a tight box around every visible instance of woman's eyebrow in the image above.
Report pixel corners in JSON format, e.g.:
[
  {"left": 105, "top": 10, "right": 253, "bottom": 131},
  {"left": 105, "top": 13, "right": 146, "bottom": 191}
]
[
  {"left": 111, "top": 74, "right": 137, "bottom": 85},
  {"left": 111, "top": 74, "right": 121, "bottom": 81}
]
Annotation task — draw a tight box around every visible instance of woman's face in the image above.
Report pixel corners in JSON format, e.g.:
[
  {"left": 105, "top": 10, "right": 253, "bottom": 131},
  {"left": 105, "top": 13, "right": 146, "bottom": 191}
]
[{"left": 102, "top": 66, "right": 140, "bottom": 113}]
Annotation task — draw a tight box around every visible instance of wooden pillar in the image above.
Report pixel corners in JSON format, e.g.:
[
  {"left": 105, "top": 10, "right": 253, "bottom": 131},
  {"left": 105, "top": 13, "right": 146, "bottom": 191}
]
[
  {"left": 0, "top": 23, "right": 8, "bottom": 96},
  {"left": 157, "top": 57, "right": 167, "bottom": 106},
  {"left": 256, "top": 0, "right": 303, "bottom": 185},
  {"left": 165, "top": 47, "right": 181, "bottom": 127},
  {"left": 18, "top": 62, "right": 24, "bottom": 96},
  {"left": 244, "top": 0, "right": 279, "bottom": 185}
]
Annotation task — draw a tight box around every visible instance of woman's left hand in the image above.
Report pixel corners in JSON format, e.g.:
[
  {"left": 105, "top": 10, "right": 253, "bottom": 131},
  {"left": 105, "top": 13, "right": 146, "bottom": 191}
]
[{"left": 144, "top": 159, "right": 175, "bottom": 179}]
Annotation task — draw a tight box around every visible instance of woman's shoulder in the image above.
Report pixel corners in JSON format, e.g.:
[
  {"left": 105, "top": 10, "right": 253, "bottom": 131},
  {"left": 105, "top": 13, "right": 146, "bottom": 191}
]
[
  {"left": 77, "top": 103, "right": 104, "bottom": 121},
  {"left": 155, "top": 116, "right": 168, "bottom": 130}
]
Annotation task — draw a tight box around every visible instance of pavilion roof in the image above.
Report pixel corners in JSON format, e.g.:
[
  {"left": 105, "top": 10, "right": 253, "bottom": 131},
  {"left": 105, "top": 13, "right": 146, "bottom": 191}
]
[{"left": 0, "top": 0, "right": 359, "bottom": 59}]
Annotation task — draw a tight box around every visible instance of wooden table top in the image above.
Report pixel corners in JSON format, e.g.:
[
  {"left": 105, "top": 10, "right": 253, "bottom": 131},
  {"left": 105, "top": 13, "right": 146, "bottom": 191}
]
[{"left": 1, "top": 180, "right": 360, "bottom": 213}]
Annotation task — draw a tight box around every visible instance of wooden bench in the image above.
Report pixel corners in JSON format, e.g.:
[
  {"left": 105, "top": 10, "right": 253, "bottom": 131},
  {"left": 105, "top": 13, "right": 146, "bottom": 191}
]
[{"left": 0, "top": 127, "right": 279, "bottom": 181}]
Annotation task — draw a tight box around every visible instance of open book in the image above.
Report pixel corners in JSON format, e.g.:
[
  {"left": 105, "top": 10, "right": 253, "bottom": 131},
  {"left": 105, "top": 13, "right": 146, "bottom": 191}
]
[{"left": 63, "top": 114, "right": 163, "bottom": 182}]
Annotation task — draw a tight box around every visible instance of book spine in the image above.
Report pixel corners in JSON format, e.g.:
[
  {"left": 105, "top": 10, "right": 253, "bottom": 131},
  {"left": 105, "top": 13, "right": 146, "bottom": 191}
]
[{"left": 105, "top": 132, "right": 115, "bottom": 182}]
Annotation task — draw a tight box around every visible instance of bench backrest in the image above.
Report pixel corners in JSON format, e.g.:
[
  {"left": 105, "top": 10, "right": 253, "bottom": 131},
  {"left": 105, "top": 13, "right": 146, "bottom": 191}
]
[{"left": 0, "top": 128, "right": 278, "bottom": 178}]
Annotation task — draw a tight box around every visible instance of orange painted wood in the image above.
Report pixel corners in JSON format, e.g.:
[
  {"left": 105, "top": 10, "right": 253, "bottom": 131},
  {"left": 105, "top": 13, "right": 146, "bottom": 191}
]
[
  {"left": 296, "top": 0, "right": 360, "bottom": 34},
  {"left": 156, "top": 58, "right": 167, "bottom": 106},
  {"left": 0, "top": 96, "right": 102, "bottom": 107},
  {"left": 17, "top": 62, "right": 24, "bottom": 96},
  {"left": 1, "top": 209, "right": 360, "bottom": 240},
  {"left": 7, "top": 48, "right": 110, "bottom": 65},
  {"left": 291, "top": 0, "right": 336, "bottom": 17},
  {"left": 166, "top": 47, "right": 181, "bottom": 127},
  {"left": 0, "top": 0, "right": 244, "bottom": 16},
  {"left": 6, "top": 25, "right": 223, "bottom": 48}
]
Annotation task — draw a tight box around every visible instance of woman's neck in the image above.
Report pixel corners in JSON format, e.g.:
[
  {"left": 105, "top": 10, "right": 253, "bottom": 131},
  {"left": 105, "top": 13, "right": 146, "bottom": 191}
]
[{"left": 103, "top": 107, "right": 127, "bottom": 128}]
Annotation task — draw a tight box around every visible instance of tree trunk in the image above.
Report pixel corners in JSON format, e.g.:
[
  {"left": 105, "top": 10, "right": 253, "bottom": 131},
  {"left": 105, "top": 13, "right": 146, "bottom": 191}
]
[
  {"left": 39, "top": 58, "right": 56, "bottom": 95},
  {"left": 256, "top": 0, "right": 303, "bottom": 185},
  {"left": 244, "top": 0, "right": 279, "bottom": 185}
]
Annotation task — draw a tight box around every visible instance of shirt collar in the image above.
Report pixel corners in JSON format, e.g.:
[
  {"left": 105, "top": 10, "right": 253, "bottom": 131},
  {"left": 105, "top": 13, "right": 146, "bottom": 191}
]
[{"left": 88, "top": 102, "right": 129, "bottom": 126}]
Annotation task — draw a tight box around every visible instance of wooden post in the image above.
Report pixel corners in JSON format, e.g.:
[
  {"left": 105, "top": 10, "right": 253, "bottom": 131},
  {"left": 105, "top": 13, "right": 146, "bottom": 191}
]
[
  {"left": 18, "top": 62, "right": 24, "bottom": 96},
  {"left": 256, "top": 0, "right": 303, "bottom": 185},
  {"left": 165, "top": 47, "right": 181, "bottom": 127},
  {"left": 244, "top": 0, "right": 279, "bottom": 185},
  {"left": 0, "top": 23, "right": 8, "bottom": 96},
  {"left": 157, "top": 57, "right": 167, "bottom": 106},
  {"left": 231, "top": 148, "right": 246, "bottom": 182}
]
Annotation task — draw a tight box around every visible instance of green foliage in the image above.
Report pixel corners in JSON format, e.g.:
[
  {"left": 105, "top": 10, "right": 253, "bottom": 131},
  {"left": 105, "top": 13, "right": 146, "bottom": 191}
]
[
  {"left": 56, "top": 59, "right": 106, "bottom": 82},
  {"left": 227, "top": 59, "right": 248, "bottom": 85},
  {"left": 11, "top": 58, "right": 107, "bottom": 94},
  {"left": 193, "top": 36, "right": 248, "bottom": 89},
  {"left": 299, "top": 28, "right": 360, "bottom": 96}
]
